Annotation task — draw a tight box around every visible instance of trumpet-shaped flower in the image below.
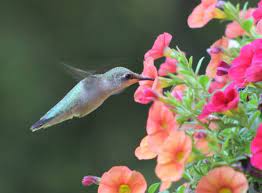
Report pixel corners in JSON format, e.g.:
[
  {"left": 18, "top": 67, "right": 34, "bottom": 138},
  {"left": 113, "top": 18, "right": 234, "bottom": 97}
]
[
  {"left": 144, "top": 32, "right": 172, "bottom": 60},
  {"left": 225, "top": 9, "right": 255, "bottom": 38},
  {"left": 196, "top": 166, "right": 248, "bottom": 193},
  {"left": 158, "top": 58, "right": 177, "bottom": 76},
  {"left": 155, "top": 130, "right": 192, "bottom": 182},
  {"left": 199, "top": 83, "right": 239, "bottom": 119},
  {"left": 251, "top": 124, "right": 262, "bottom": 170},
  {"left": 228, "top": 39, "right": 262, "bottom": 86},
  {"left": 146, "top": 101, "right": 177, "bottom": 153},
  {"left": 188, "top": 0, "right": 225, "bottom": 28},
  {"left": 135, "top": 136, "right": 157, "bottom": 160},
  {"left": 98, "top": 166, "right": 147, "bottom": 193},
  {"left": 134, "top": 58, "right": 159, "bottom": 104}
]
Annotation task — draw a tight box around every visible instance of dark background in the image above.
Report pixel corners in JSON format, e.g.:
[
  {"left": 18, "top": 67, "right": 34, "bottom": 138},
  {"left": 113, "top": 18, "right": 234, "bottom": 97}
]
[{"left": 0, "top": 0, "right": 257, "bottom": 193}]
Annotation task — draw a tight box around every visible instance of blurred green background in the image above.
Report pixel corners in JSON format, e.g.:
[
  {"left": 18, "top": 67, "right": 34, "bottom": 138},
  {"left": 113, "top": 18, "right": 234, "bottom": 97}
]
[{"left": 0, "top": 0, "right": 256, "bottom": 193}]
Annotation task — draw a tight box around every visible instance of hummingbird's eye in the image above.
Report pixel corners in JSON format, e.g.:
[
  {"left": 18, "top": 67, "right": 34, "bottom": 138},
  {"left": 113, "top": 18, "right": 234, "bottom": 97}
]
[{"left": 124, "top": 73, "right": 132, "bottom": 80}]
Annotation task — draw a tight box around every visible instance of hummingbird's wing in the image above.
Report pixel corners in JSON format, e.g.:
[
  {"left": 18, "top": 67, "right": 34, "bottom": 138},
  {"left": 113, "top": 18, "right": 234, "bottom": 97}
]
[{"left": 62, "top": 63, "right": 96, "bottom": 81}]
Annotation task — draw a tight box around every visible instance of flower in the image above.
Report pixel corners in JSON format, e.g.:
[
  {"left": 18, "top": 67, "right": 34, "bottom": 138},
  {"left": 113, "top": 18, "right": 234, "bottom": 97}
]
[
  {"left": 251, "top": 124, "right": 262, "bottom": 170},
  {"left": 206, "top": 37, "right": 228, "bottom": 79},
  {"left": 196, "top": 166, "right": 248, "bottom": 193},
  {"left": 146, "top": 101, "right": 177, "bottom": 153},
  {"left": 144, "top": 32, "right": 172, "bottom": 60},
  {"left": 199, "top": 83, "right": 239, "bottom": 119},
  {"left": 158, "top": 58, "right": 177, "bottom": 76},
  {"left": 225, "top": 9, "right": 255, "bottom": 39},
  {"left": 216, "top": 61, "right": 230, "bottom": 76},
  {"left": 228, "top": 39, "right": 262, "bottom": 86},
  {"left": 134, "top": 58, "right": 159, "bottom": 104},
  {"left": 98, "top": 166, "right": 147, "bottom": 193},
  {"left": 208, "top": 78, "right": 227, "bottom": 93},
  {"left": 82, "top": 176, "right": 100, "bottom": 187},
  {"left": 155, "top": 130, "right": 192, "bottom": 182},
  {"left": 253, "top": 0, "right": 262, "bottom": 22},
  {"left": 135, "top": 136, "right": 157, "bottom": 160},
  {"left": 187, "top": 0, "right": 225, "bottom": 28}
]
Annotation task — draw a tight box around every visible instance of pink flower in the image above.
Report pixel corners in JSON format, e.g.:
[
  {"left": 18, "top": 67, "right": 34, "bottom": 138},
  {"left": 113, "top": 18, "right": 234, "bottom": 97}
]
[
  {"left": 225, "top": 9, "right": 255, "bottom": 38},
  {"left": 253, "top": 0, "right": 262, "bottom": 22},
  {"left": 146, "top": 101, "right": 177, "bottom": 153},
  {"left": 187, "top": 0, "right": 225, "bottom": 28},
  {"left": 82, "top": 176, "right": 100, "bottom": 187},
  {"left": 208, "top": 77, "right": 227, "bottom": 93},
  {"left": 199, "top": 84, "right": 239, "bottom": 119},
  {"left": 251, "top": 124, "right": 262, "bottom": 170},
  {"left": 228, "top": 39, "right": 262, "bottom": 86},
  {"left": 134, "top": 58, "right": 159, "bottom": 104},
  {"left": 144, "top": 33, "right": 172, "bottom": 60},
  {"left": 158, "top": 58, "right": 177, "bottom": 76}
]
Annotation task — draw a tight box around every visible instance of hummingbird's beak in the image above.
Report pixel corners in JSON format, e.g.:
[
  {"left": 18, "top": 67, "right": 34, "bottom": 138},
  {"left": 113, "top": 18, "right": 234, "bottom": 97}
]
[{"left": 135, "top": 74, "right": 155, "bottom": 81}]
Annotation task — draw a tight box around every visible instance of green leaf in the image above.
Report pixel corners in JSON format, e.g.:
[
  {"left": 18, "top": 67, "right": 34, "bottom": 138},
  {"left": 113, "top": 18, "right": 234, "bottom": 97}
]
[
  {"left": 148, "top": 182, "right": 160, "bottom": 193},
  {"left": 195, "top": 57, "right": 205, "bottom": 75},
  {"left": 176, "top": 185, "right": 186, "bottom": 193},
  {"left": 242, "top": 19, "right": 254, "bottom": 32},
  {"left": 198, "top": 75, "right": 209, "bottom": 89}
]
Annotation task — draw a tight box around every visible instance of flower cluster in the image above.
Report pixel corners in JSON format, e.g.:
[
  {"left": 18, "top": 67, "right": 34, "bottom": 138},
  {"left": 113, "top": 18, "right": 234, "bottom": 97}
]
[{"left": 83, "top": 0, "right": 262, "bottom": 192}]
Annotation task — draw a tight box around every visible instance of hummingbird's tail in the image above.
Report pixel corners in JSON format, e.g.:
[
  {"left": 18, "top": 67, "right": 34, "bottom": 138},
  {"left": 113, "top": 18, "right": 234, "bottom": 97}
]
[{"left": 30, "top": 117, "right": 53, "bottom": 132}]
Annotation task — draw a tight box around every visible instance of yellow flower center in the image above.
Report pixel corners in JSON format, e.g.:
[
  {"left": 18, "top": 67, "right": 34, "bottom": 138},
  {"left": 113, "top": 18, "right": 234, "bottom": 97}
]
[
  {"left": 219, "top": 188, "right": 232, "bottom": 193},
  {"left": 119, "top": 184, "right": 131, "bottom": 193},
  {"left": 176, "top": 151, "right": 184, "bottom": 162}
]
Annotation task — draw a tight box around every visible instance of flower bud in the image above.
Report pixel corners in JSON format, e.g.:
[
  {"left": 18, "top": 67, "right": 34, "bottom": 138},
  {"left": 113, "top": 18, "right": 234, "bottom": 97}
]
[{"left": 82, "top": 176, "right": 100, "bottom": 187}]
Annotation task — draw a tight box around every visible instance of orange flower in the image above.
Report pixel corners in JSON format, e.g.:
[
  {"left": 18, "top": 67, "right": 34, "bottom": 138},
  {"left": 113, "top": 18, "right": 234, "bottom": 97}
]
[
  {"left": 146, "top": 101, "right": 177, "bottom": 153},
  {"left": 98, "top": 166, "right": 147, "bottom": 193},
  {"left": 206, "top": 37, "right": 228, "bottom": 79},
  {"left": 188, "top": 0, "right": 225, "bottom": 28},
  {"left": 155, "top": 130, "right": 192, "bottom": 182},
  {"left": 196, "top": 166, "right": 248, "bottom": 193},
  {"left": 225, "top": 9, "right": 255, "bottom": 38},
  {"left": 135, "top": 135, "right": 157, "bottom": 160}
]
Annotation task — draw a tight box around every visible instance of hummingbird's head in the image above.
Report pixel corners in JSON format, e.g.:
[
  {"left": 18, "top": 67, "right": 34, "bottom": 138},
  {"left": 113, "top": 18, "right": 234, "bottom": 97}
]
[{"left": 105, "top": 67, "right": 154, "bottom": 90}]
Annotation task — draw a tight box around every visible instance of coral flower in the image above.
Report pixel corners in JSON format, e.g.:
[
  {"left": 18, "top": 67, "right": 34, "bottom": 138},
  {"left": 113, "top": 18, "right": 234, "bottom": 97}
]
[
  {"left": 146, "top": 101, "right": 177, "bottom": 153},
  {"left": 158, "top": 58, "right": 177, "bottom": 76},
  {"left": 144, "top": 32, "right": 172, "bottom": 60},
  {"left": 199, "top": 83, "right": 239, "bottom": 119},
  {"left": 188, "top": 0, "right": 225, "bottom": 28},
  {"left": 251, "top": 124, "right": 262, "bottom": 170},
  {"left": 98, "top": 166, "right": 147, "bottom": 193},
  {"left": 135, "top": 135, "right": 157, "bottom": 160},
  {"left": 225, "top": 9, "right": 255, "bottom": 39},
  {"left": 134, "top": 58, "right": 158, "bottom": 104},
  {"left": 196, "top": 166, "right": 248, "bottom": 193},
  {"left": 155, "top": 130, "right": 192, "bottom": 182},
  {"left": 228, "top": 39, "right": 262, "bottom": 86},
  {"left": 206, "top": 37, "right": 228, "bottom": 79}
]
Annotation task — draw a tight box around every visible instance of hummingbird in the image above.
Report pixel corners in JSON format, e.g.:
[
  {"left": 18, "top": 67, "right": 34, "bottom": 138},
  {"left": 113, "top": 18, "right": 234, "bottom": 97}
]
[{"left": 30, "top": 65, "right": 153, "bottom": 132}]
